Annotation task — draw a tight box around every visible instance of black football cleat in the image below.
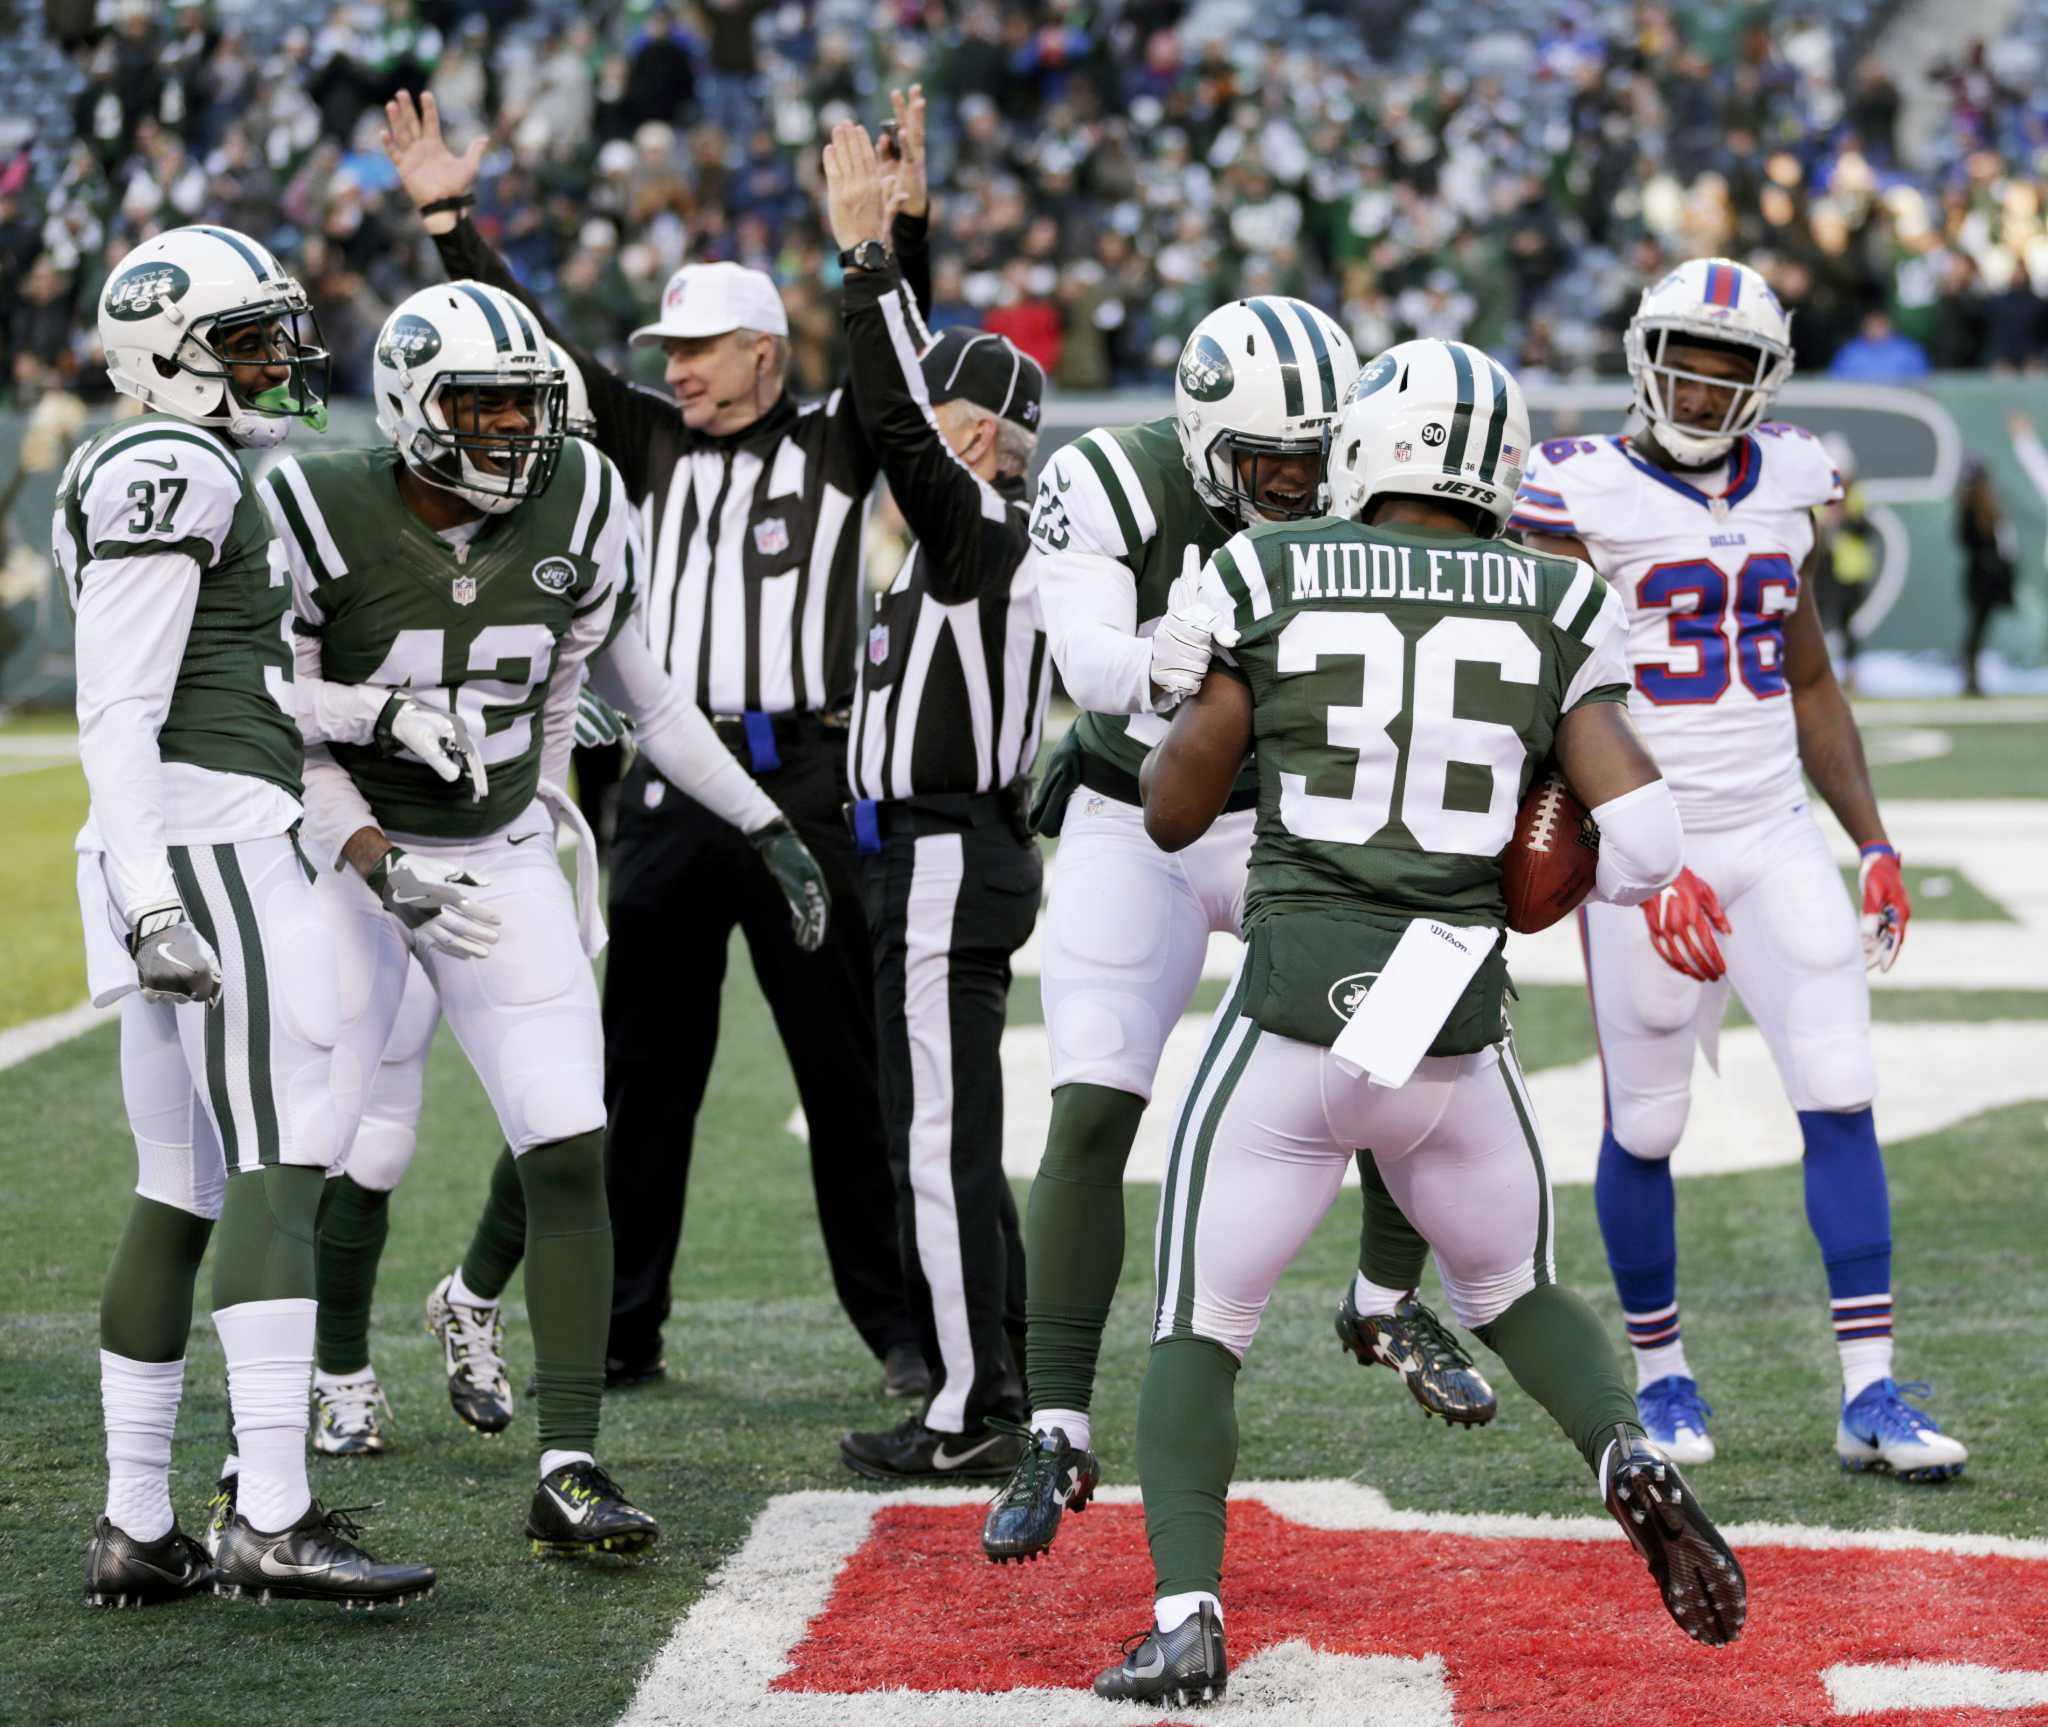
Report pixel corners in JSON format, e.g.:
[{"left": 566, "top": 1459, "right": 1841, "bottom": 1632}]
[
  {"left": 1336, "top": 1289, "right": 1498, "bottom": 1426},
  {"left": 1093, "top": 1602, "right": 1228, "bottom": 1707},
  {"left": 982, "top": 1422, "right": 1099, "bottom": 1563},
  {"left": 425, "top": 1274, "right": 515, "bottom": 1434},
  {"left": 840, "top": 1415, "right": 1024, "bottom": 1484},
  {"left": 881, "top": 1341, "right": 933, "bottom": 1401},
  {"left": 1602, "top": 1426, "right": 1746, "bottom": 1647},
  {"left": 84, "top": 1516, "right": 213, "bottom": 1608},
  {"left": 212, "top": 1501, "right": 435, "bottom": 1608},
  {"left": 603, "top": 1351, "right": 667, "bottom": 1389},
  {"left": 527, "top": 1461, "right": 660, "bottom": 1558}
]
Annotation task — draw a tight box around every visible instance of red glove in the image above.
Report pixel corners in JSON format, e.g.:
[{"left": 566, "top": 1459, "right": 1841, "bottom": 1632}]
[
  {"left": 1859, "top": 843, "right": 1910, "bottom": 973},
  {"left": 1643, "top": 868, "right": 1732, "bottom": 982}
]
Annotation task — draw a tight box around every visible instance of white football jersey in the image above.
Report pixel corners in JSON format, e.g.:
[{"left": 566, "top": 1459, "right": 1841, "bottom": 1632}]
[{"left": 1512, "top": 424, "right": 1843, "bottom": 832}]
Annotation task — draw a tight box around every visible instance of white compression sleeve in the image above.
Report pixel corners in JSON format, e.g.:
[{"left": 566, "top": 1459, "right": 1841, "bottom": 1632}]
[
  {"left": 1037, "top": 547, "right": 1159, "bottom": 716},
  {"left": 1589, "top": 778, "right": 1684, "bottom": 907}
]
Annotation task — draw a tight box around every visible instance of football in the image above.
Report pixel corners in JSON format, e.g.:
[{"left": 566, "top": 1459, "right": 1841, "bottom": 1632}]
[{"left": 1503, "top": 770, "right": 1600, "bottom": 933}]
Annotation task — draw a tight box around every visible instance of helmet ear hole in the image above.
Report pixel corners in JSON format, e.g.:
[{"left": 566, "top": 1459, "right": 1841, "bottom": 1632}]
[{"left": 152, "top": 355, "right": 179, "bottom": 379}]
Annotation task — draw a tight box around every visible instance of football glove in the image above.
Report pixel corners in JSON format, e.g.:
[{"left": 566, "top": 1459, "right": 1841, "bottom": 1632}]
[
  {"left": 1027, "top": 725, "right": 1085, "bottom": 837},
  {"left": 750, "top": 819, "right": 830, "bottom": 953},
  {"left": 573, "top": 686, "right": 635, "bottom": 762},
  {"left": 1858, "top": 843, "right": 1910, "bottom": 973},
  {"left": 368, "top": 846, "right": 502, "bottom": 960},
  {"left": 129, "top": 906, "right": 222, "bottom": 1007},
  {"left": 376, "top": 694, "right": 488, "bottom": 803},
  {"left": 1643, "top": 867, "right": 1732, "bottom": 983},
  {"left": 1148, "top": 567, "right": 1217, "bottom": 711}
]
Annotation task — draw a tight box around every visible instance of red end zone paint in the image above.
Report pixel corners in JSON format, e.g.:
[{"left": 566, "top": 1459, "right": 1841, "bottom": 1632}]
[{"left": 778, "top": 1499, "right": 2048, "bottom": 1726}]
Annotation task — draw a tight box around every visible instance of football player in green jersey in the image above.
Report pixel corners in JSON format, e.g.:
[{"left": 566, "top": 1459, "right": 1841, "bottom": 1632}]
[
  {"left": 986, "top": 299, "right": 1488, "bottom": 1566},
  {"left": 260, "top": 281, "right": 828, "bottom": 1555},
  {"left": 1092, "top": 341, "right": 1746, "bottom": 1705},
  {"left": 69, "top": 225, "right": 436, "bottom": 1611}
]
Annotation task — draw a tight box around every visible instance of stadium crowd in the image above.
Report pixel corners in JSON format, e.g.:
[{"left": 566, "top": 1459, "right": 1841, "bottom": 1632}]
[{"left": 3, "top": 0, "right": 2048, "bottom": 406}]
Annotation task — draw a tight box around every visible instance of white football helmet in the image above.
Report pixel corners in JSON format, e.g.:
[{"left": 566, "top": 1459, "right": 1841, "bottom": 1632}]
[
  {"left": 551, "top": 341, "right": 596, "bottom": 440},
  {"left": 97, "top": 225, "right": 329, "bottom": 449},
  {"left": 374, "top": 281, "right": 566, "bottom": 515},
  {"left": 1174, "top": 296, "right": 1359, "bottom": 524},
  {"left": 1327, "top": 338, "right": 1530, "bottom": 538},
  {"left": 1624, "top": 258, "right": 1794, "bottom": 467}
]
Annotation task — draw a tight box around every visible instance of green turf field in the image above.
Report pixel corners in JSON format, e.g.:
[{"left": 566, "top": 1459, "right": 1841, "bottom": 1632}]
[{"left": 3, "top": 702, "right": 2044, "bottom": 1726}]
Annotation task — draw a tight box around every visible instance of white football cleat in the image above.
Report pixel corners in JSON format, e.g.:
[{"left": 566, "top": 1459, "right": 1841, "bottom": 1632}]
[{"left": 312, "top": 1368, "right": 391, "bottom": 1457}]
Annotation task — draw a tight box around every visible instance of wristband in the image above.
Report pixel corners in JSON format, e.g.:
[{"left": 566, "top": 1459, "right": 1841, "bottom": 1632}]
[
  {"left": 1859, "top": 842, "right": 1897, "bottom": 860},
  {"left": 420, "top": 195, "right": 475, "bottom": 218}
]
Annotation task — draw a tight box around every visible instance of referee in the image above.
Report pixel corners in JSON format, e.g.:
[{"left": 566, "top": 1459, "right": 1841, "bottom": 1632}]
[
  {"left": 384, "top": 90, "right": 922, "bottom": 1392},
  {"left": 821, "top": 124, "right": 1052, "bottom": 1481}
]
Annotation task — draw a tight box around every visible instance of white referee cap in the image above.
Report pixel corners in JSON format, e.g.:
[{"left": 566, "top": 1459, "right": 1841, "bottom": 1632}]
[{"left": 631, "top": 261, "right": 790, "bottom": 345}]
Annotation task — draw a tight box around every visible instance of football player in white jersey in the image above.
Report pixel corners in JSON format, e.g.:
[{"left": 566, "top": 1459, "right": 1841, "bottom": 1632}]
[{"left": 1510, "top": 257, "right": 1965, "bottom": 1481}]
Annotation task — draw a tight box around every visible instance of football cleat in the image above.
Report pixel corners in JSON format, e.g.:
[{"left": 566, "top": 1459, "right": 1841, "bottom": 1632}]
[
  {"left": 881, "top": 1341, "right": 932, "bottom": 1401},
  {"left": 840, "top": 1415, "right": 1025, "bottom": 1484},
  {"left": 1601, "top": 1426, "right": 1745, "bottom": 1647},
  {"left": 203, "top": 1473, "right": 237, "bottom": 1561},
  {"left": 425, "top": 1273, "right": 515, "bottom": 1434},
  {"left": 981, "top": 1422, "right": 1100, "bottom": 1564},
  {"left": 1836, "top": 1378, "right": 1968, "bottom": 1482},
  {"left": 1637, "top": 1374, "right": 1717, "bottom": 1465},
  {"left": 84, "top": 1516, "right": 213, "bottom": 1608},
  {"left": 603, "top": 1351, "right": 667, "bottom": 1389},
  {"left": 527, "top": 1461, "right": 660, "bottom": 1558},
  {"left": 312, "top": 1368, "right": 392, "bottom": 1457},
  {"left": 212, "top": 1500, "right": 436, "bottom": 1608},
  {"left": 1335, "top": 1290, "right": 1498, "bottom": 1426},
  {"left": 1093, "top": 1602, "right": 1228, "bottom": 1707}
]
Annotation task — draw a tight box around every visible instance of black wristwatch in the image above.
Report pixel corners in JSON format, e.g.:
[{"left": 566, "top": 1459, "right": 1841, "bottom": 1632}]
[{"left": 838, "top": 240, "right": 891, "bottom": 274}]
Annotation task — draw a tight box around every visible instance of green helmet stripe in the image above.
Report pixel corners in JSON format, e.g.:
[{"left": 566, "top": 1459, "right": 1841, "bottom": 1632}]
[
  {"left": 1477, "top": 355, "right": 1512, "bottom": 481},
  {"left": 1441, "top": 344, "right": 1476, "bottom": 477},
  {"left": 505, "top": 296, "right": 542, "bottom": 354},
  {"left": 1285, "top": 298, "right": 1336, "bottom": 415},
  {"left": 455, "top": 282, "right": 513, "bottom": 352},
  {"left": 1245, "top": 299, "right": 1303, "bottom": 418},
  {"left": 191, "top": 225, "right": 271, "bottom": 281}
]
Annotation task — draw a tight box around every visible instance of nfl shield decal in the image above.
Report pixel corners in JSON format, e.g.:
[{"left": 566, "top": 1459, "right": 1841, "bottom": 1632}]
[
  {"left": 1393, "top": 441, "right": 1413, "bottom": 462},
  {"left": 868, "top": 622, "right": 890, "bottom": 665},
  {"left": 755, "top": 517, "right": 790, "bottom": 557},
  {"left": 451, "top": 574, "right": 478, "bottom": 606}
]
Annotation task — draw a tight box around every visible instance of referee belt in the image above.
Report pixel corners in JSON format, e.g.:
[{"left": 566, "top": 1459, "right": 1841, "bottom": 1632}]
[
  {"left": 845, "top": 782, "right": 1032, "bottom": 853},
  {"left": 710, "top": 706, "right": 850, "bottom": 774},
  {"left": 1076, "top": 748, "right": 1260, "bottom": 815}
]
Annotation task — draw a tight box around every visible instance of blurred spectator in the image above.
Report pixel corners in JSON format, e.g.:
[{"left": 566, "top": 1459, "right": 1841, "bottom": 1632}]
[
  {"left": 1956, "top": 458, "right": 2016, "bottom": 696},
  {"left": 1829, "top": 310, "right": 1931, "bottom": 380}
]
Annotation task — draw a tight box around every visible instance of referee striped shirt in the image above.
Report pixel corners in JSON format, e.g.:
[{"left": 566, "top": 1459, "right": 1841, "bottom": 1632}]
[
  {"left": 838, "top": 261, "right": 1046, "bottom": 801},
  {"left": 429, "top": 213, "right": 936, "bottom": 719}
]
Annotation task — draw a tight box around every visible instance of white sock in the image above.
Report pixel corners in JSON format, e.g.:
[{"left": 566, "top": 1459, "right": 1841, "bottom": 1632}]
[
  {"left": 1155, "top": 1590, "right": 1222, "bottom": 1632},
  {"left": 1031, "top": 1407, "right": 1091, "bottom": 1455},
  {"left": 541, "top": 1448, "right": 594, "bottom": 1480},
  {"left": 1350, "top": 1270, "right": 1412, "bottom": 1317},
  {"left": 214, "top": 1298, "right": 315, "bottom": 1535},
  {"left": 1631, "top": 1339, "right": 1692, "bottom": 1389},
  {"left": 101, "top": 1350, "right": 185, "bottom": 1542},
  {"left": 219, "top": 1455, "right": 239, "bottom": 1480},
  {"left": 1838, "top": 1336, "right": 1894, "bottom": 1404},
  {"left": 448, "top": 1267, "right": 496, "bottom": 1309}
]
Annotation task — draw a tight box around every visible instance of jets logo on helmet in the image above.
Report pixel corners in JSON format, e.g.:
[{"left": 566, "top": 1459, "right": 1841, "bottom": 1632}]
[
  {"left": 374, "top": 281, "right": 567, "bottom": 517},
  {"left": 1174, "top": 296, "right": 1360, "bottom": 525},
  {"left": 1327, "top": 338, "right": 1531, "bottom": 539},
  {"left": 96, "top": 225, "right": 329, "bottom": 449},
  {"left": 1624, "top": 257, "right": 1793, "bottom": 467}
]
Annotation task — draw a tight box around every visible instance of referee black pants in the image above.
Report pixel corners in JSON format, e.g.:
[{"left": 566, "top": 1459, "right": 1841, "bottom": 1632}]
[
  {"left": 860, "top": 801, "right": 1041, "bottom": 1433},
  {"left": 601, "top": 721, "right": 913, "bottom": 1368}
]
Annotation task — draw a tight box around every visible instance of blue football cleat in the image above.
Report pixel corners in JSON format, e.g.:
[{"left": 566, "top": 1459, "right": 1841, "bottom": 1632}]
[
  {"left": 1836, "top": 1379, "right": 1967, "bottom": 1482},
  {"left": 1637, "top": 1374, "right": 1716, "bottom": 1465}
]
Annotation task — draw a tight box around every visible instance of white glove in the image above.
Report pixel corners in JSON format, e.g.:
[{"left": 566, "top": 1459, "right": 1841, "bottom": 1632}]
[
  {"left": 380, "top": 694, "right": 488, "bottom": 803},
  {"left": 1149, "top": 566, "right": 1218, "bottom": 711},
  {"left": 368, "top": 846, "right": 502, "bottom": 960},
  {"left": 129, "top": 906, "right": 223, "bottom": 1006}
]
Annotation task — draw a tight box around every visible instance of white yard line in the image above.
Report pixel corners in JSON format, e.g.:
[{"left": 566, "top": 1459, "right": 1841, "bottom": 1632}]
[{"left": 0, "top": 999, "right": 116, "bottom": 1072}]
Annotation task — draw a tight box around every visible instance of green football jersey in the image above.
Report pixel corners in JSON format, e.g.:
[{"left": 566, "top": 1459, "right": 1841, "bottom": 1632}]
[
  {"left": 1195, "top": 515, "right": 1630, "bottom": 1053},
  {"left": 54, "top": 412, "right": 303, "bottom": 798},
  {"left": 1028, "top": 416, "right": 1251, "bottom": 792},
  {"left": 263, "top": 438, "right": 631, "bottom": 838}
]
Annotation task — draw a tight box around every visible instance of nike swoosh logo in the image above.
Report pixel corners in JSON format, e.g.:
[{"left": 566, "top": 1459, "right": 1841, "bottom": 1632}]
[
  {"left": 1055, "top": 469, "right": 1072, "bottom": 492},
  {"left": 136, "top": 455, "right": 179, "bottom": 470},
  {"left": 507, "top": 831, "right": 545, "bottom": 845},
  {"left": 932, "top": 1435, "right": 1003, "bottom": 1470},
  {"left": 120, "top": 1553, "right": 199, "bottom": 1586},
  {"left": 545, "top": 1487, "right": 594, "bottom": 1525},
  {"left": 1131, "top": 1644, "right": 1166, "bottom": 1677},
  {"left": 259, "top": 1549, "right": 339, "bottom": 1579}
]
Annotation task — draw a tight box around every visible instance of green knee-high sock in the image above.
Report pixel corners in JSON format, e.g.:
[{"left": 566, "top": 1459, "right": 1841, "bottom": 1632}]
[
  {"left": 1024, "top": 1083, "right": 1147, "bottom": 1415},
  {"left": 461, "top": 1145, "right": 528, "bottom": 1302},
  {"left": 1474, "top": 1284, "right": 1643, "bottom": 1475},
  {"left": 314, "top": 1176, "right": 390, "bottom": 1375},
  {"left": 516, "top": 1131, "right": 610, "bottom": 1457},
  {"left": 212, "top": 1165, "right": 323, "bottom": 1311},
  {"left": 1137, "top": 1336, "right": 1242, "bottom": 1599},
  {"left": 1355, "top": 1151, "right": 1431, "bottom": 1292},
  {"left": 101, "top": 1196, "right": 215, "bottom": 1362}
]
